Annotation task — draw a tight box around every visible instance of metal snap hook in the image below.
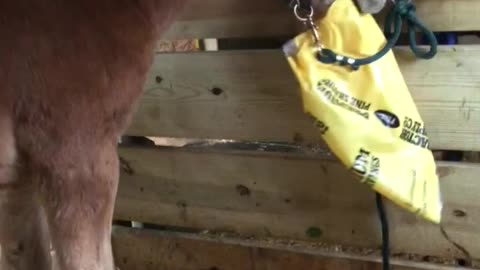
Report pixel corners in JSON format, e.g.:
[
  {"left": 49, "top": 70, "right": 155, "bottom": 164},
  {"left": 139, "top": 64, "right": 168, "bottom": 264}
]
[{"left": 292, "top": 2, "right": 325, "bottom": 54}]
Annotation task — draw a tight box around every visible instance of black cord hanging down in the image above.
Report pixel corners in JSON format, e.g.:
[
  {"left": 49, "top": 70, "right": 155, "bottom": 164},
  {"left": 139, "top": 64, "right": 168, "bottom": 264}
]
[
  {"left": 317, "top": 0, "right": 438, "bottom": 70},
  {"left": 376, "top": 193, "right": 390, "bottom": 270}
]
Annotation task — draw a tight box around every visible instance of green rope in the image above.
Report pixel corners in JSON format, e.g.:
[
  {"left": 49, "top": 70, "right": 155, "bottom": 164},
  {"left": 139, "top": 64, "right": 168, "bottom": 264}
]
[{"left": 317, "top": 0, "right": 438, "bottom": 70}]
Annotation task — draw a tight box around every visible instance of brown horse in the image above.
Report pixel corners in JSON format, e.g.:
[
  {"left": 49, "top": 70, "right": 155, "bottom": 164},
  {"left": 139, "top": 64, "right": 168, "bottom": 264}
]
[
  {"left": 0, "top": 0, "right": 384, "bottom": 269},
  {"left": 0, "top": 1, "right": 185, "bottom": 269}
]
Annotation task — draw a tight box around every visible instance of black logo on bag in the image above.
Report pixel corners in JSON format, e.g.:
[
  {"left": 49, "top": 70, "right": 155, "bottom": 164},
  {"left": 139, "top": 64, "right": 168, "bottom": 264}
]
[{"left": 374, "top": 110, "right": 400, "bottom": 128}]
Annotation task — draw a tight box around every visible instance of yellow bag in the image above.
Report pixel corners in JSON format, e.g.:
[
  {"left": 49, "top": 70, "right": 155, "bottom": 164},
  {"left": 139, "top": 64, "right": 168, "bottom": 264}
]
[{"left": 283, "top": 0, "right": 442, "bottom": 223}]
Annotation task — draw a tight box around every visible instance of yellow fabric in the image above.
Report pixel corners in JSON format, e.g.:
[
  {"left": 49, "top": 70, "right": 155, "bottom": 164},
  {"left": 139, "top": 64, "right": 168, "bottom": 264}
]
[{"left": 283, "top": 0, "right": 442, "bottom": 223}]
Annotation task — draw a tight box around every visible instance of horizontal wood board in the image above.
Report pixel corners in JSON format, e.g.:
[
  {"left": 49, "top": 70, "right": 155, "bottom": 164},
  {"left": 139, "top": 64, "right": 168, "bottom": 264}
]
[
  {"left": 126, "top": 46, "right": 480, "bottom": 151},
  {"left": 114, "top": 146, "right": 480, "bottom": 261},
  {"left": 112, "top": 226, "right": 475, "bottom": 270},
  {"left": 164, "top": 0, "right": 480, "bottom": 39}
]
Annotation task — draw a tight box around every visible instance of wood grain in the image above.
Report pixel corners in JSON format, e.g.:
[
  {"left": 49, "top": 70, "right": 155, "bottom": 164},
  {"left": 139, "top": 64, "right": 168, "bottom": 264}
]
[
  {"left": 114, "top": 146, "right": 480, "bottom": 261},
  {"left": 112, "top": 226, "right": 474, "bottom": 270},
  {"left": 163, "top": 0, "right": 480, "bottom": 39},
  {"left": 126, "top": 46, "right": 480, "bottom": 151}
]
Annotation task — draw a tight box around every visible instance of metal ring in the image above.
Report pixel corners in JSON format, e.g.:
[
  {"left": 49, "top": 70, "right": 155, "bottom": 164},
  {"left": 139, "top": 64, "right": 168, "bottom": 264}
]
[{"left": 294, "top": 4, "right": 314, "bottom": 22}]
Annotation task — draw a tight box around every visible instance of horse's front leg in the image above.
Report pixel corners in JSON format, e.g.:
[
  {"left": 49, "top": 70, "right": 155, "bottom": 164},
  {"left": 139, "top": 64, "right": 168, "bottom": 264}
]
[{"left": 39, "top": 138, "right": 120, "bottom": 270}]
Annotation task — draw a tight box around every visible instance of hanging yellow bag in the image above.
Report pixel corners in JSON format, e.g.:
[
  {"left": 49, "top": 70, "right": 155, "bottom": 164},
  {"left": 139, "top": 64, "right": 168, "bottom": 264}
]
[{"left": 283, "top": 0, "right": 442, "bottom": 223}]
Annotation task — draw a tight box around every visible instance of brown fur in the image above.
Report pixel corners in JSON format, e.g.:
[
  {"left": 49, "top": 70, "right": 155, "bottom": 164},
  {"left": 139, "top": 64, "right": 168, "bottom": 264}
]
[{"left": 0, "top": 1, "right": 184, "bottom": 269}]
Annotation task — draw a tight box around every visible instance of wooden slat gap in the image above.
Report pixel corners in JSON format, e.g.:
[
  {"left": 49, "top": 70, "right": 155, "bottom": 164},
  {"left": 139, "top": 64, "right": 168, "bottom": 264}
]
[{"left": 118, "top": 144, "right": 480, "bottom": 166}]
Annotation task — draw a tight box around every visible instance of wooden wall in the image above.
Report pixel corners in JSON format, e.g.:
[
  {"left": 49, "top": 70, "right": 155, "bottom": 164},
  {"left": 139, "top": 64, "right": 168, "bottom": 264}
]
[{"left": 113, "top": 0, "right": 480, "bottom": 269}]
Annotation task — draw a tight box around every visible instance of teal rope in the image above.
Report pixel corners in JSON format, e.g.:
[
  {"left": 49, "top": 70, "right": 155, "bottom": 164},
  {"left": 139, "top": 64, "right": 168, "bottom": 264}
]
[
  {"left": 317, "top": 0, "right": 438, "bottom": 70},
  {"left": 384, "top": 0, "right": 438, "bottom": 59}
]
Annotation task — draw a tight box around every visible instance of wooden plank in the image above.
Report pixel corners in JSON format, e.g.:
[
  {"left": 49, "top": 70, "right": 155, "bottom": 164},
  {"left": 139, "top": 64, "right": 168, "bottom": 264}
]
[
  {"left": 164, "top": 0, "right": 480, "bottom": 39},
  {"left": 114, "top": 146, "right": 480, "bottom": 261},
  {"left": 112, "top": 226, "right": 472, "bottom": 270},
  {"left": 126, "top": 45, "right": 480, "bottom": 151}
]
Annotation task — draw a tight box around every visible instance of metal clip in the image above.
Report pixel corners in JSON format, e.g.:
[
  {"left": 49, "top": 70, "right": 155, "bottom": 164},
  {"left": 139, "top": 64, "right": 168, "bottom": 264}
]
[{"left": 293, "top": 3, "right": 324, "bottom": 51}]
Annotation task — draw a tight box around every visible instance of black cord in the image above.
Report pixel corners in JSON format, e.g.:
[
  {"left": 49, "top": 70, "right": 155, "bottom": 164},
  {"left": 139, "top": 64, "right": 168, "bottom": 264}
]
[{"left": 376, "top": 192, "right": 390, "bottom": 270}]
